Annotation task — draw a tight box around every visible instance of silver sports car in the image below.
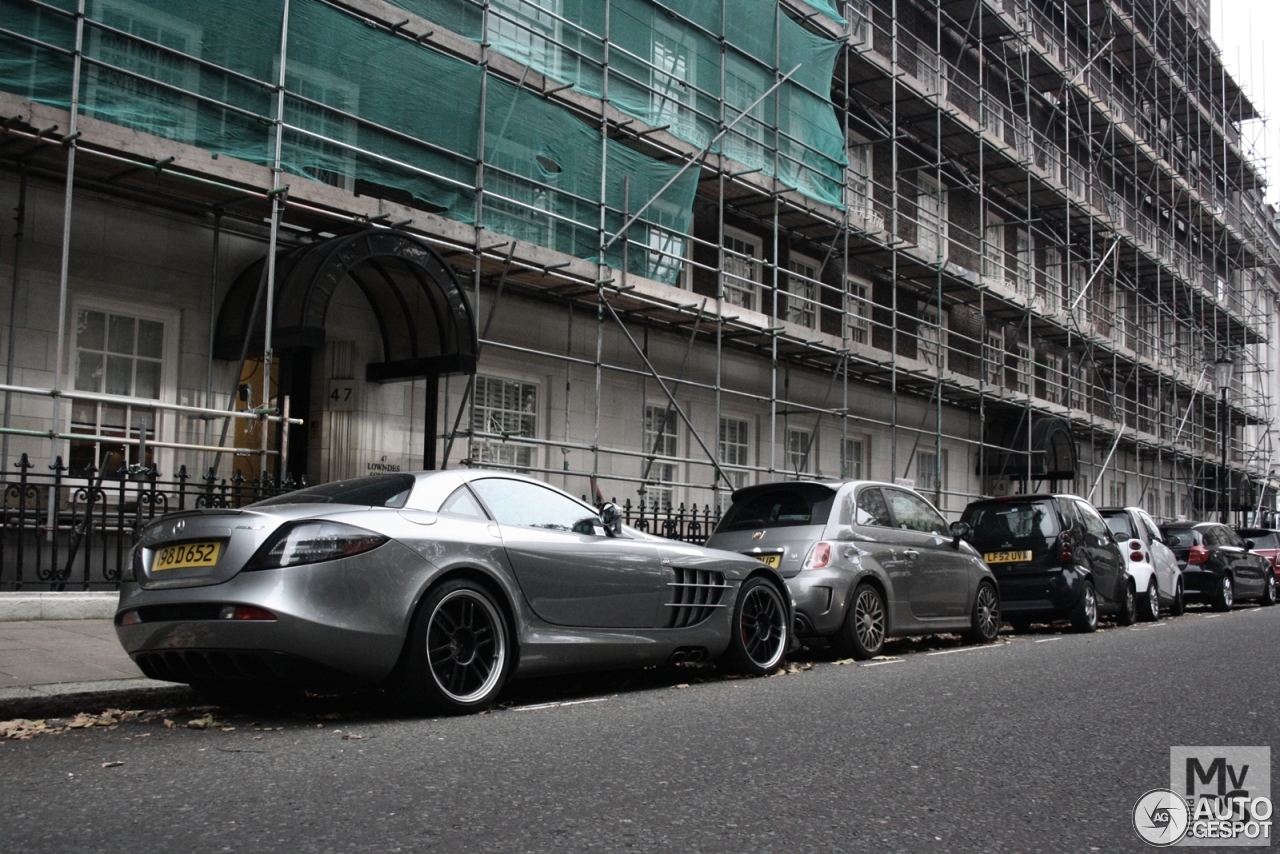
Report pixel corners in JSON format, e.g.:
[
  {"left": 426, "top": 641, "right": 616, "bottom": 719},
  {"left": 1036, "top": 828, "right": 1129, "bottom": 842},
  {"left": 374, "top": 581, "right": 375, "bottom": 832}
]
[{"left": 115, "top": 470, "right": 792, "bottom": 713}]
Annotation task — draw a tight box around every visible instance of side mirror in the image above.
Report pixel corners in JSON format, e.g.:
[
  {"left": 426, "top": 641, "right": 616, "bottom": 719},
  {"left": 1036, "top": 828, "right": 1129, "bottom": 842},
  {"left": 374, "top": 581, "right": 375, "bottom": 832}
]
[
  {"left": 1165, "top": 535, "right": 1181, "bottom": 547},
  {"left": 1245, "top": 539, "right": 1256, "bottom": 550},
  {"left": 1109, "top": 530, "right": 1125, "bottom": 543},
  {"left": 600, "top": 502, "right": 622, "bottom": 538},
  {"left": 949, "top": 520, "right": 971, "bottom": 549}
]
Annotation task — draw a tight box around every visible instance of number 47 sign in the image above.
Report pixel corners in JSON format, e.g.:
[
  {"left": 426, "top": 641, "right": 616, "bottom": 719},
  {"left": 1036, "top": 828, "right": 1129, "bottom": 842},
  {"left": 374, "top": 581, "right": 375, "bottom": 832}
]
[{"left": 328, "top": 380, "right": 359, "bottom": 411}]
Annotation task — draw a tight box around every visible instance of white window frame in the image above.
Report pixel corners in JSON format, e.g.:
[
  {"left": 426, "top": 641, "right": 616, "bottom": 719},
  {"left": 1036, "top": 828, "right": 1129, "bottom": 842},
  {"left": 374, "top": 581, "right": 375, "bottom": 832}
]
[
  {"left": 845, "top": 133, "right": 875, "bottom": 224},
  {"left": 642, "top": 402, "right": 679, "bottom": 511},
  {"left": 847, "top": 0, "right": 871, "bottom": 49},
  {"left": 984, "top": 327, "right": 1005, "bottom": 387},
  {"left": 984, "top": 212, "right": 1005, "bottom": 283},
  {"left": 67, "top": 295, "right": 180, "bottom": 475},
  {"left": 841, "top": 435, "right": 867, "bottom": 480},
  {"left": 282, "top": 60, "right": 360, "bottom": 193},
  {"left": 1015, "top": 228, "right": 1033, "bottom": 297},
  {"left": 650, "top": 16, "right": 704, "bottom": 146},
  {"left": 917, "top": 173, "right": 948, "bottom": 261},
  {"left": 724, "top": 52, "right": 768, "bottom": 170},
  {"left": 916, "top": 448, "right": 948, "bottom": 503},
  {"left": 1109, "top": 478, "right": 1128, "bottom": 507},
  {"left": 918, "top": 302, "right": 946, "bottom": 369},
  {"left": 717, "top": 415, "right": 751, "bottom": 514},
  {"left": 1040, "top": 351, "right": 1064, "bottom": 405},
  {"left": 1043, "top": 246, "right": 1064, "bottom": 309},
  {"left": 471, "top": 374, "right": 541, "bottom": 472},
  {"left": 983, "top": 99, "right": 1006, "bottom": 145},
  {"left": 785, "top": 252, "right": 820, "bottom": 329},
  {"left": 721, "top": 226, "right": 762, "bottom": 312},
  {"left": 786, "top": 427, "right": 813, "bottom": 477},
  {"left": 1015, "top": 342, "right": 1032, "bottom": 394},
  {"left": 847, "top": 274, "right": 871, "bottom": 346},
  {"left": 488, "top": 0, "right": 568, "bottom": 82}
]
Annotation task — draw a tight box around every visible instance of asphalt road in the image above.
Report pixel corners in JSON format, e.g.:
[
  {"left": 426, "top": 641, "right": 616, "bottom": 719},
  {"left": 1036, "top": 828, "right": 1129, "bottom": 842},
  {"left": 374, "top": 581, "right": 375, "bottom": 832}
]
[{"left": 1, "top": 605, "right": 1277, "bottom": 854}]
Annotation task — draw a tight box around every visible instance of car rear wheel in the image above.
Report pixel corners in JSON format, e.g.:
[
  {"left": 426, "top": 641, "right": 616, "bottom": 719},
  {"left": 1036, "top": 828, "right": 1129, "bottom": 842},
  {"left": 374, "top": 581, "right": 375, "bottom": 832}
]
[
  {"left": 838, "top": 582, "right": 887, "bottom": 660},
  {"left": 721, "top": 577, "right": 789, "bottom": 675},
  {"left": 399, "top": 579, "right": 511, "bottom": 715},
  {"left": 1170, "top": 580, "right": 1186, "bottom": 617},
  {"left": 1211, "top": 574, "right": 1234, "bottom": 612},
  {"left": 964, "top": 582, "right": 1000, "bottom": 645},
  {"left": 1261, "top": 573, "right": 1277, "bottom": 607},
  {"left": 1117, "top": 581, "right": 1137, "bottom": 626},
  {"left": 1140, "top": 579, "right": 1160, "bottom": 622},
  {"left": 1070, "top": 582, "right": 1098, "bottom": 633}
]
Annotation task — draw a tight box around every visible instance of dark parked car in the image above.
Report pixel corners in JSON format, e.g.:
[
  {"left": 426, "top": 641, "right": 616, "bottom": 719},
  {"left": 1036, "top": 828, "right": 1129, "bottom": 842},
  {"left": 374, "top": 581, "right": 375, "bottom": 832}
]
[
  {"left": 1236, "top": 527, "right": 1280, "bottom": 584},
  {"left": 960, "top": 494, "right": 1129, "bottom": 631},
  {"left": 706, "top": 480, "right": 1001, "bottom": 659},
  {"left": 116, "top": 471, "right": 793, "bottom": 714},
  {"left": 1159, "top": 522, "right": 1277, "bottom": 610}
]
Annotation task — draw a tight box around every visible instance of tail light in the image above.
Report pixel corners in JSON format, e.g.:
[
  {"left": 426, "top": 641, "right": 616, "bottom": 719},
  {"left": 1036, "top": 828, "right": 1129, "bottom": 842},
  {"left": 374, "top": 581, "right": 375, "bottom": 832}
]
[
  {"left": 806, "top": 542, "right": 832, "bottom": 569},
  {"left": 1058, "top": 532, "right": 1073, "bottom": 563},
  {"left": 1128, "top": 540, "right": 1144, "bottom": 562},
  {"left": 1187, "top": 544, "right": 1209, "bottom": 565},
  {"left": 244, "top": 521, "right": 388, "bottom": 571}
]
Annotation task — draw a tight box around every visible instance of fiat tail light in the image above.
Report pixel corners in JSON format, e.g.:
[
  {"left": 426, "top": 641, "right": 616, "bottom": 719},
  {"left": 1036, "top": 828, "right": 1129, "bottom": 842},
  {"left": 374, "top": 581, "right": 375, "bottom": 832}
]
[
  {"left": 806, "top": 542, "right": 832, "bottom": 569},
  {"left": 1187, "top": 544, "right": 1210, "bottom": 565}
]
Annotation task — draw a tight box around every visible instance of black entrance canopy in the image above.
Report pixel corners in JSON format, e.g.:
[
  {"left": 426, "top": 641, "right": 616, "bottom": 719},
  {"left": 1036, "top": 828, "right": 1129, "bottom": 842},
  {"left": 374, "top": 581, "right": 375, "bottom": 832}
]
[
  {"left": 213, "top": 229, "right": 477, "bottom": 382},
  {"left": 978, "top": 414, "right": 1078, "bottom": 481}
]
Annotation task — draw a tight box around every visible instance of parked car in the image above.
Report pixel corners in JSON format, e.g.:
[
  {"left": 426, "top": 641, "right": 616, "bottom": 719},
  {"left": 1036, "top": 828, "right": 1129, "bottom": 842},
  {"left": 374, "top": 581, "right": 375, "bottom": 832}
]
[
  {"left": 1098, "top": 506, "right": 1185, "bottom": 620},
  {"left": 1159, "top": 522, "right": 1277, "bottom": 610},
  {"left": 1236, "top": 527, "right": 1280, "bottom": 584},
  {"left": 115, "top": 471, "right": 793, "bottom": 714},
  {"left": 705, "top": 480, "right": 1001, "bottom": 659},
  {"left": 959, "top": 494, "right": 1128, "bottom": 632}
]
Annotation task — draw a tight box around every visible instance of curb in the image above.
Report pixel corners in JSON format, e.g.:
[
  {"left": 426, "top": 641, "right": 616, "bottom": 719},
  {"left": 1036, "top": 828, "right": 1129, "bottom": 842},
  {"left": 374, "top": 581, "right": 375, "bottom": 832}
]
[
  {"left": 0, "top": 679, "right": 194, "bottom": 720},
  {"left": 0, "top": 592, "right": 117, "bottom": 622}
]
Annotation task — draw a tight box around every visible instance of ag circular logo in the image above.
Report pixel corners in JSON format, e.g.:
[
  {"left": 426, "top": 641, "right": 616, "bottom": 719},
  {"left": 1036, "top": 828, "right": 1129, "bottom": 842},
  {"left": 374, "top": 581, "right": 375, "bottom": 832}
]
[{"left": 1133, "top": 788, "right": 1190, "bottom": 846}]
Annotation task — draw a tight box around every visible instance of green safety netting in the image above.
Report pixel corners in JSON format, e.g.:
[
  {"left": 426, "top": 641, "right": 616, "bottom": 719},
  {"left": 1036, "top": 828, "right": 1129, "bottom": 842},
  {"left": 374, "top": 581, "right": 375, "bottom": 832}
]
[
  {"left": 0, "top": 0, "right": 696, "bottom": 284},
  {"left": 407, "top": 0, "right": 849, "bottom": 209}
]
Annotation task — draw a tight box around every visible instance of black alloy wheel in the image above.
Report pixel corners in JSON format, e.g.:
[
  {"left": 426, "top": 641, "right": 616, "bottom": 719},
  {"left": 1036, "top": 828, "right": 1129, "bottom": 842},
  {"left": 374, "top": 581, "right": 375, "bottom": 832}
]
[
  {"left": 399, "top": 578, "right": 512, "bottom": 715},
  {"left": 964, "top": 582, "right": 1001, "bottom": 644},
  {"left": 722, "top": 576, "right": 789, "bottom": 675},
  {"left": 1070, "top": 582, "right": 1099, "bottom": 633},
  {"left": 840, "top": 582, "right": 887, "bottom": 660},
  {"left": 1140, "top": 579, "right": 1160, "bottom": 622},
  {"left": 1212, "top": 574, "right": 1234, "bottom": 612}
]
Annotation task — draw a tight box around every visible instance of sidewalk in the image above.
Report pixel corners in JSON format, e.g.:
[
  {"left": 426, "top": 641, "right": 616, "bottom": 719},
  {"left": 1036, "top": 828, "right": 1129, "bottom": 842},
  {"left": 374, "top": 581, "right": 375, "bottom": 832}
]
[{"left": 0, "top": 617, "right": 192, "bottom": 719}]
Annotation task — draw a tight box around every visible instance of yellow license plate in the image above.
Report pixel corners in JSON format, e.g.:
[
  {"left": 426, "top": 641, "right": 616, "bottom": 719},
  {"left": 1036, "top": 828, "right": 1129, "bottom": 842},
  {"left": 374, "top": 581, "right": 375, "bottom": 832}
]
[
  {"left": 984, "top": 550, "right": 1032, "bottom": 564},
  {"left": 153, "top": 541, "right": 222, "bottom": 571},
  {"left": 755, "top": 554, "right": 781, "bottom": 569}
]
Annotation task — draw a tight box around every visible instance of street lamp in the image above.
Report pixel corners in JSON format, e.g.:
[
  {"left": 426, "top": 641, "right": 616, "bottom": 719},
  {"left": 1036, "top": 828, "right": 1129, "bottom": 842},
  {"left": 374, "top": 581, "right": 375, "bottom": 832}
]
[{"left": 1214, "top": 352, "right": 1234, "bottom": 524}]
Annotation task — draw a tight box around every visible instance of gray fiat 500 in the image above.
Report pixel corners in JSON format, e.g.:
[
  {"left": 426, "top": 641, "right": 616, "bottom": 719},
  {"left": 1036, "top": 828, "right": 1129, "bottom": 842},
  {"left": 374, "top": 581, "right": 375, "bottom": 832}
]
[{"left": 706, "top": 480, "right": 1000, "bottom": 658}]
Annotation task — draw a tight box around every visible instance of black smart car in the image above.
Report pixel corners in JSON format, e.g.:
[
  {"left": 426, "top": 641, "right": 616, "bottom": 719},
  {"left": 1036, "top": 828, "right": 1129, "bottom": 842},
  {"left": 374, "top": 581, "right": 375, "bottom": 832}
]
[
  {"left": 1159, "top": 522, "right": 1277, "bottom": 610},
  {"left": 960, "top": 494, "right": 1129, "bottom": 631}
]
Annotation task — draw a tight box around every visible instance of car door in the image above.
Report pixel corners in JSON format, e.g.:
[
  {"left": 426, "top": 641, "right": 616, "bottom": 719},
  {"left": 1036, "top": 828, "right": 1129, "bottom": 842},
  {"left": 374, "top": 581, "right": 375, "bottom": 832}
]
[
  {"left": 468, "top": 477, "right": 666, "bottom": 628},
  {"left": 848, "top": 485, "right": 906, "bottom": 597},
  {"left": 880, "top": 487, "right": 973, "bottom": 618},
  {"left": 1136, "top": 509, "right": 1180, "bottom": 603},
  {"left": 1074, "top": 500, "right": 1125, "bottom": 603},
  {"left": 1220, "top": 526, "right": 1266, "bottom": 598}
]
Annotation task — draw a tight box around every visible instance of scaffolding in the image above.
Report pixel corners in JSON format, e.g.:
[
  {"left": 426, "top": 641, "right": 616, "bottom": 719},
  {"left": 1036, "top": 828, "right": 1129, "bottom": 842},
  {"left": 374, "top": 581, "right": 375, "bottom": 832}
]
[{"left": 0, "top": 0, "right": 1276, "bottom": 552}]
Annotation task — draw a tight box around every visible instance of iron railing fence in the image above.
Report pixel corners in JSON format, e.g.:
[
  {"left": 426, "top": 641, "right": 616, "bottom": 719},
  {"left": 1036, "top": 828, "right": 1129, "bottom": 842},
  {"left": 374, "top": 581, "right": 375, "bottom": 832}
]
[
  {"left": 1, "top": 454, "right": 300, "bottom": 591},
  {"left": 2, "top": 459, "right": 725, "bottom": 590}
]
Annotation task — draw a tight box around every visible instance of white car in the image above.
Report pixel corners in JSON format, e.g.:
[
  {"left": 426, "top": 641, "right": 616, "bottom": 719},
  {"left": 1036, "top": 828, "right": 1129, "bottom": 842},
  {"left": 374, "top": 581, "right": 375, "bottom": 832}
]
[{"left": 1098, "top": 506, "right": 1185, "bottom": 620}]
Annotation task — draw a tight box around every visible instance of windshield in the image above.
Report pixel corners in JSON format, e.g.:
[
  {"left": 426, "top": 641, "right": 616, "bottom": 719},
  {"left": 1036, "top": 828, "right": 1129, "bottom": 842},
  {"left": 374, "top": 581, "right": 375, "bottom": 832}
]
[
  {"left": 716, "top": 485, "right": 836, "bottom": 533},
  {"left": 250, "top": 474, "right": 415, "bottom": 509},
  {"left": 963, "top": 501, "right": 1060, "bottom": 544}
]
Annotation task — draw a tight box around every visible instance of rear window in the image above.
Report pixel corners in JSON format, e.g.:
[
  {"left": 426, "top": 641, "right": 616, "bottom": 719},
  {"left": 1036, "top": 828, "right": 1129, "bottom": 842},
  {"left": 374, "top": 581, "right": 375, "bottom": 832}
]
[
  {"left": 1161, "top": 526, "right": 1199, "bottom": 547},
  {"left": 250, "top": 474, "right": 415, "bottom": 509},
  {"left": 1101, "top": 513, "right": 1136, "bottom": 539},
  {"left": 1240, "top": 530, "right": 1280, "bottom": 550},
  {"left": 962, "top": 501, "right": 1060, "bottom": 544},
  {"left": 717, "top": 485, "right": 836, "bottom": 533}
]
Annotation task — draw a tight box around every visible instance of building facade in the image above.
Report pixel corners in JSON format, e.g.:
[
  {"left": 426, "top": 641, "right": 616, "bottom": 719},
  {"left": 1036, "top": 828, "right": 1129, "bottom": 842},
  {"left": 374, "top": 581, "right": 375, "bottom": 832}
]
[{"left": 0, "top": 0, "right": 1278, "bottom": 588}]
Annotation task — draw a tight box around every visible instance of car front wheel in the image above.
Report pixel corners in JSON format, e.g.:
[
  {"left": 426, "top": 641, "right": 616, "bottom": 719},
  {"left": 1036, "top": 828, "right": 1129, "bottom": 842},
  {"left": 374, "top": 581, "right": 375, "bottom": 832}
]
[
  {"left": 1140, "top": 579, "right": 1160, "bottom": 622},
  {"left": 1211, "top": 574, "right": 1234, "bottom": 612},
  {"left": 839, "top": 582, "right": 887, "bottom": 660},
  {"left": 722, "top": 577, "right": 789, "bottom": 675},
  {"left": 399, "top": 579, "right": 512, "bottom": 715},
  {"left": 964, "top": 582, "right": 1000, "bottom": 644},
  {"left": 1261, "top": 573, "right": 1277, "bottom": 607},
  {"left": 1070, "top": 582, "right": 1098, "bottom": 633}
]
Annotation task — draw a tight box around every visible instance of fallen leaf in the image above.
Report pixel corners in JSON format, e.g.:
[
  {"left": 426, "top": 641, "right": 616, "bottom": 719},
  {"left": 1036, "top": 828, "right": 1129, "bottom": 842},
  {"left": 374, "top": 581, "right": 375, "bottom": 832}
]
[
  {"left": 674, "top": 683, "right": 690, "bottom": 689},
  {"left": 101, "top": 761, "right": 123, "bottom": 768},
  {"left": 341, "top": 733, "right": 363, "bottom": 741},
  {"left": 834, "top": 658, "right": 856, "bottom": 665}
]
